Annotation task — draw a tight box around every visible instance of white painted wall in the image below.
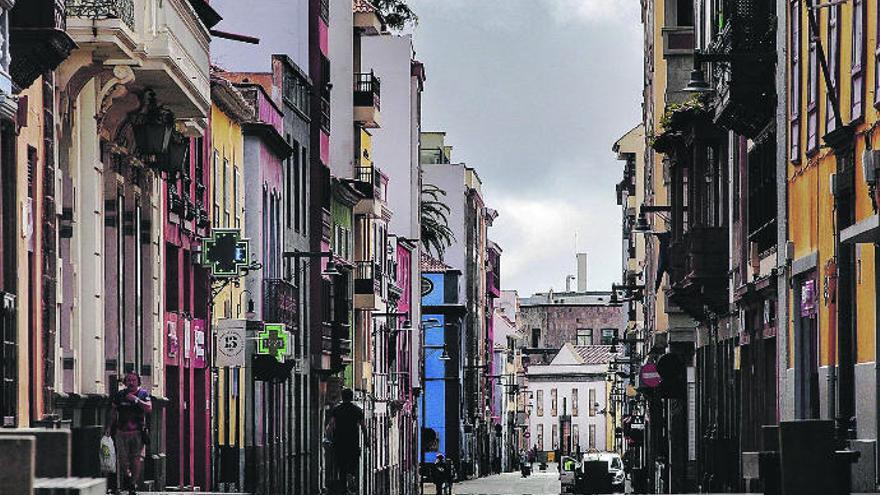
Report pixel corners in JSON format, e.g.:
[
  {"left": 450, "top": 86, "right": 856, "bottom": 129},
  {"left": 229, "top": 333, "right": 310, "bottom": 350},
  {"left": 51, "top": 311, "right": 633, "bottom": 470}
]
[
  {"left": 329, "top": 0, "right": 355, "bottom": 179},
  {"left": 362, "top": 34, "right": 418, "bottom": 239},
  {"left": 422, "top": 163, "right": 467, "bottom": 300}
]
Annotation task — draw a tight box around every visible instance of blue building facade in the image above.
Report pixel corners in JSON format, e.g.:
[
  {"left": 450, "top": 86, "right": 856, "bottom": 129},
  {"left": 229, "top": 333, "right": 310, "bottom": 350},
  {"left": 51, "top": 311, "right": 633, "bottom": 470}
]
[{"left": 419, "top": 260, "right": 465, "bottom": 474}]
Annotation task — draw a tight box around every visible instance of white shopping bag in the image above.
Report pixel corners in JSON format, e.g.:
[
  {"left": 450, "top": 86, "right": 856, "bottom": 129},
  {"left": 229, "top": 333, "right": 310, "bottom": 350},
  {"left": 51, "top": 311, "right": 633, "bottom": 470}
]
[{"left": 100, "top": 435, "right": 117, "bottom": 474}]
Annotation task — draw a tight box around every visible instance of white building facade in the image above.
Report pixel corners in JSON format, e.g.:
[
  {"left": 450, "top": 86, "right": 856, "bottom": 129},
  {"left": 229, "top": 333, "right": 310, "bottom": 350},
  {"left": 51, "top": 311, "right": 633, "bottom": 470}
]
[{"left": 526, "top": 344, "right": 613, "bottom": 456}]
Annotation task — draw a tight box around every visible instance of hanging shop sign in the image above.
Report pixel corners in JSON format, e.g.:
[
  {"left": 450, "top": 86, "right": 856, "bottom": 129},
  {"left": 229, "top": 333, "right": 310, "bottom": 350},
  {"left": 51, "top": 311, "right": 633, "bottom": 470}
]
[
  {"left": 257, "top": 323, "right": 290, "bottom": 362},
  {"left": 202, "top": 228, "right": 250, "bottom": 278},
  {"left": 215, "top": 319, "right": 246, "bottom": 367},
  {"left": 801, "top": 278, "right": 817, "bottom": 317},
  {"left": 421, "top": 276, "right": 434, "bottom": 297}
]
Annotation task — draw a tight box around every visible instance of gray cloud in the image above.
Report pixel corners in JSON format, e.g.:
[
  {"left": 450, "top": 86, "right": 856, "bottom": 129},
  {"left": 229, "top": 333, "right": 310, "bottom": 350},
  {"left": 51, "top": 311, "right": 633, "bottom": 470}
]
[{"left": 408, "top": 0, "right": 642, "bottom": 295}]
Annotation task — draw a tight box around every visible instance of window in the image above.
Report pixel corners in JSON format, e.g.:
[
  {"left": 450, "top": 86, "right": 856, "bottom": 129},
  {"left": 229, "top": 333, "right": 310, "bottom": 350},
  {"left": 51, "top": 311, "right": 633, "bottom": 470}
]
[
  {"left": 852, "top": 0, "right": 866, "bottom": 121},
  {"left": 552, "top": 424, "right": 558, "bottom": 450},
  {"left": 676, "top": 0, "right": 693, "bottom": 26},
  {"left": 234, "top": 167, "right": 241, "bottom": 228},
  {"left": 166, "top": 243, "right": 179, "bottom": 312},
  {"left": 536, "top": 390, "right": 544, "bottom": 417},
  {"left": 572, "top": 388, "right": 579, "bottom": 417},
  {"left": 807, "top": 27, "right": 818, "bottom": 152},
  {"left": 789, "top": 0, "right": 801, "bottom": 161},
  {"left": 588, "top": 424, "right": 596, "bottom": 449},
  {"left": 223, "top": 157, "right": 230, "bottom": 227},
  {"left": 551, "top": 388, "right": 557, "bottom": 417},
  {"left": 300, "top": 146, "right": 307, "bottom": 233},
  {"left": 589, "top": 389, "right": 597, "bottom": 417},
  {"left": 531, "top": 328, "right": 540, "bottom": 348},
  {"left": 293, "top": 140, "right": 300, "bottom": 232},
  {"left": 829, "top": 4, "right": 840, "bottom": 129},
  {"left": 537, "top": 424, "right": 544, "bottom": 451},
  {"left": 576, "top": 328, "right": 592, "bottom": 346},
  {"left": 600, "top": 328, "right": 617, "bottom": 345},
  {"left": 286, "top": 134, "right": 292, "bottom": 229},
  {"left": 572, "top": 424, "right": 579, "bottom": 452},
  {"left": 212, "top": 150, "right": 220, "bottom": 221}
]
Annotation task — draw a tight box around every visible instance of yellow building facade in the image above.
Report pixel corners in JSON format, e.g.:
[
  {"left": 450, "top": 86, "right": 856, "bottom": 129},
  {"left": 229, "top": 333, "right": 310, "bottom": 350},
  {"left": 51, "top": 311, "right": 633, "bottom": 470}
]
[
  {"left": 787, "top": 0, "right": 880, "bottom": 442},
  {"left": 210, "top": 81, "right": 250, "bottom": 451}
]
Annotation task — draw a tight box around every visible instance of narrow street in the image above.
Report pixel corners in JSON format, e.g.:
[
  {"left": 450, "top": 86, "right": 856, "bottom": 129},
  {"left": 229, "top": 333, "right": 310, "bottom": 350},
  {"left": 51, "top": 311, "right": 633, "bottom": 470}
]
[{"left": 447, "top": 468, "right": 561, "bottom": 495}]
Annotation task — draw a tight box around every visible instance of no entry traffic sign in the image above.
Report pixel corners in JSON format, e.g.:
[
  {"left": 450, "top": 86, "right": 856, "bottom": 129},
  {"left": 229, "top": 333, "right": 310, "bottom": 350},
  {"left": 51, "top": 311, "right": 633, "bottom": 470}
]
[{"left": 640, "top": 363, "right": 662, "bottom": 388}]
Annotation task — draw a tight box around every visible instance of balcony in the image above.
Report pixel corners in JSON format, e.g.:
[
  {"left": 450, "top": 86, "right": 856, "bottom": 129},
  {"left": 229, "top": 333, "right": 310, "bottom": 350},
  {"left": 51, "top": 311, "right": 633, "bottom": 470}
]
[
  {"left": 263, "top": 279, "right": 298, "bottom": 327},
  {"left": 353, "top": 72, "right": 381, "bottom": 128},
  {"left": 667, "top": 226, "right": 729, "bottom": 319},
  {"left": 353, "top": 1, "right": 382, "bottom": 35},
  {"left": 167, "top": 184, "right": 184, "bottom": 222},
  {"left": 65, "top": 0, "right": 211, "bottom": 124},
  {"left": 10, "top": 0, "right": 76, "bottom": 90},
  {"left": 354, "top": 261, "right": 382, "bottom": 309},
  {"left": 710, "top": 2, "right": 776, "bottom": 137},
  {"left": 353, "top": 165, "right": 385, "bottom": 217}
]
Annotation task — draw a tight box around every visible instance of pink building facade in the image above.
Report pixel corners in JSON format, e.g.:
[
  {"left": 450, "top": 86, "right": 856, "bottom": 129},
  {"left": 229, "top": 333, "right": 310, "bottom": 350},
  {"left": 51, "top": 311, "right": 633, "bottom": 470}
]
[{"left": 163, "top": 135, "right": 213, "bottom": 490}]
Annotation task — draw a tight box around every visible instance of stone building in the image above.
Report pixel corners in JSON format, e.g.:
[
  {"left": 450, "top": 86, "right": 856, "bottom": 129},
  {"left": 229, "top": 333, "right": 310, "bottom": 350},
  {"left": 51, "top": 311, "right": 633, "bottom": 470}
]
[{"left": 518, "top": 291, "right": 626, "bottom": 366}]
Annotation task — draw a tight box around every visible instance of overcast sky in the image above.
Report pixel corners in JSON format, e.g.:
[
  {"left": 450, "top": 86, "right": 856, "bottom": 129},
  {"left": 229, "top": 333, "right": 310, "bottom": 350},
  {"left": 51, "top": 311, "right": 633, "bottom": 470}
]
[{"left": 405, "top": 0, "right": 643, "bottom": 296}]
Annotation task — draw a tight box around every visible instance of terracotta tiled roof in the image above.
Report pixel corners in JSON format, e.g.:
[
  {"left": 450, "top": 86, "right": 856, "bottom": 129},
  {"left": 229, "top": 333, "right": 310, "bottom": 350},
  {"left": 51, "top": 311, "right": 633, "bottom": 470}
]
[
  {"left": 421, "top": 252, "right": 452, "bottom": 272},
  {"left": 353, "top": 0, "right": 377, "bottom": 14},
  {"left": 573, "top": 345, "right": 615, "bottom": 365}
]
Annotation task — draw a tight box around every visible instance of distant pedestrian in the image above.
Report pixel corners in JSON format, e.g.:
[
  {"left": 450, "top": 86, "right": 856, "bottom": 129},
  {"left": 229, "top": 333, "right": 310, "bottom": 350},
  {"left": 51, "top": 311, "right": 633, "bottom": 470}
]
[
  {"left": 326, "top": 388, "right": 365, "bottom": 494},
  {"left": 433, "top": 453, "right": 453, "bottom": 494},
  {"left": 107, "top": 371, "right": 152, "bottom": 494}
]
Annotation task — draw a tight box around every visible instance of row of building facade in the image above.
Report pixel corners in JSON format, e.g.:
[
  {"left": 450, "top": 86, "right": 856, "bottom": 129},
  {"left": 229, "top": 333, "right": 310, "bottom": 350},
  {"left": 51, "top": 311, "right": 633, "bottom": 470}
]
[
  {"left": 0, "top": 0, "right": 505, "bottom": 493},
  {"left": 611, "top": 0, "right": 880, "bottom": 492}
]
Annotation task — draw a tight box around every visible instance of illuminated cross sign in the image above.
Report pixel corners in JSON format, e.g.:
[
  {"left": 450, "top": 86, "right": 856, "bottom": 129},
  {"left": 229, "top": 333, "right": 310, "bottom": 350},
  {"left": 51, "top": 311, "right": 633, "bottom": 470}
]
[
  {"left": 257, "top": 323, "right": 289, "bottom": 362},
  {"left": 202, "top": 229, "right": 250, "bottom": 278}
]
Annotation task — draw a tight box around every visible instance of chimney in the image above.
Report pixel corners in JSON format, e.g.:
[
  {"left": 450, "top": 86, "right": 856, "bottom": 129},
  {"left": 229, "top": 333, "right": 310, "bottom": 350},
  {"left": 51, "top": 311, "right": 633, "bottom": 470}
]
[{"left": 577, "top": 253, "right": 588, "bottom": 292}]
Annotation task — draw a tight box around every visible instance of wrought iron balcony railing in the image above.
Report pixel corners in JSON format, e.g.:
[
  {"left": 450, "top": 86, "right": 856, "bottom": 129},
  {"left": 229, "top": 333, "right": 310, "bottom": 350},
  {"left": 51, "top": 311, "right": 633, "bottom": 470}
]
[
  {"left": 66, "top": 0, "right": 135, "bottom": 31},
  {"left": 353, "top": 72, "right": 381, "bottom": 111},
  {"left": 353, "top": 166, "right": 381, "bottom": 199},
  {"left": 319, "top": 0, "right": 329, "bottom": 22},
  {"left": 263, "top": 278, "right": 298, "bottom": 326},
  {"left": 320, "top": 96, "right": 331, "bottom": 134}
]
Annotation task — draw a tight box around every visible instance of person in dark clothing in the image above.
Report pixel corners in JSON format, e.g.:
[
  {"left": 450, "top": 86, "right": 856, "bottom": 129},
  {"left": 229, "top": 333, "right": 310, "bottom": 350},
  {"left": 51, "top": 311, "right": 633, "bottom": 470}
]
[
  {"left": 107, "top": 371, "right": 152, "bottom": 494},
  {"left": 432, "top": 453, "right": 452, "bottom": 494},
  {"left": 327, "top": 388, "right": 365, "bottom": 494}
]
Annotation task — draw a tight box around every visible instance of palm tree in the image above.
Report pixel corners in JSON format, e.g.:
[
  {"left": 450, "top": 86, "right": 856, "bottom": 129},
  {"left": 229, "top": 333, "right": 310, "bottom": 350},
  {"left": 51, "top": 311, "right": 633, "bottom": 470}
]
[
  {"left": 421, "top": 183, "right": 455, "bottom": 260},
  {"left": 373, "top": 0, "right": 418, "bottom": 30}
]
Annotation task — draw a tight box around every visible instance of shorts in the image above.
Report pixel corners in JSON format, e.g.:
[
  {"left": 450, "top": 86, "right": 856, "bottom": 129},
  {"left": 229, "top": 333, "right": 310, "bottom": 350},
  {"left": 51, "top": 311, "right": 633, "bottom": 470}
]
[{"left": 115, "top": 430, "right": 145, "bottom": 469}]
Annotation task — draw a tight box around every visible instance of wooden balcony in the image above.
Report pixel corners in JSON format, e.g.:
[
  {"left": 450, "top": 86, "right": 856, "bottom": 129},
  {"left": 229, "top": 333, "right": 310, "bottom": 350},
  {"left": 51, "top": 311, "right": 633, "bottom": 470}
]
[
  {"left": 710, "top": 1, "right": 776, "bottom": 137},
  {"left": 668, "top": 226, "right": 729, "bottom": 319},
  {"left": 354, "top": 261, "right": 382, "bottom": 310},
  {"left": 10, "top": 0, "right": 75, "bottom": 90},
  {"left": 353, "top": 72, "right": 381, "bottom": 128}
]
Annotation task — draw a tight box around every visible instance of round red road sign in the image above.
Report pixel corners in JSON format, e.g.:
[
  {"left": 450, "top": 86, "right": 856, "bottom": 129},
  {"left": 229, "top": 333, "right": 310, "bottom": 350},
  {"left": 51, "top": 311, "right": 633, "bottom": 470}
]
[
  {"left": 524, "top": 431, "right": 531, "bottom": 439},
  {"left": 640, "top": 363, "right": 662, "bottom": 388}
]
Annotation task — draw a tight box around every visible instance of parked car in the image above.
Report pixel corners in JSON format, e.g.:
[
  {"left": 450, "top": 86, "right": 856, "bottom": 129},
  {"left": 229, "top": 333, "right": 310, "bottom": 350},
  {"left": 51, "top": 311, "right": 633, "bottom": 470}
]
[{"left": 582, "top": 452, "right": 625, "bottom": 493}]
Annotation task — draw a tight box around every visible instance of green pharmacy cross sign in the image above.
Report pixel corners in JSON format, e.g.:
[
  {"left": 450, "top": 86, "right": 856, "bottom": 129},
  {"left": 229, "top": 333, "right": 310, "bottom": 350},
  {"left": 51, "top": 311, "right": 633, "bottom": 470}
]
[
  {"left": 202, "top": 229, "right": 250, "bottom": 278},
  {"left": 257, "top": 323, "right": 289, "bottom": 362}
]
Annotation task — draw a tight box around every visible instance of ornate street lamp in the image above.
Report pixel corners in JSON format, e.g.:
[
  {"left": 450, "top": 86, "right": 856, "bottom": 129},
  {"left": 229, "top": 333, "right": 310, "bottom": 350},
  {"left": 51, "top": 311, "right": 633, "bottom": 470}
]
[{"left": 130, "top": 89, "right": 174, "bottom": 164}]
